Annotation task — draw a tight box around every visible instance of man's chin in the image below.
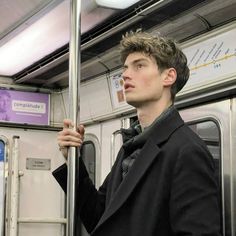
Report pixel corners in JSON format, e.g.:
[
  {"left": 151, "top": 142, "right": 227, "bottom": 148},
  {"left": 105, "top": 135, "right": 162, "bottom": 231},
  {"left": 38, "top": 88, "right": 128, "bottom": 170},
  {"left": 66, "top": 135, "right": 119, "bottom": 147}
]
[{"left": 125, "top": 99, "right": 142, "bottom": 108}]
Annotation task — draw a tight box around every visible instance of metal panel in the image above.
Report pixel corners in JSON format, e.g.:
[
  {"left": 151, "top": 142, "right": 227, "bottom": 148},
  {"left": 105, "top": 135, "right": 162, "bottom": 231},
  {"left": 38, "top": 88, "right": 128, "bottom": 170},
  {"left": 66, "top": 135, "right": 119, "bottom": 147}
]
[
  {"left": 0, "top": 127, "right": 65, "bottom": 236},
  {"left": 82, "top": 77, "right": 113, "bottom": 121}
]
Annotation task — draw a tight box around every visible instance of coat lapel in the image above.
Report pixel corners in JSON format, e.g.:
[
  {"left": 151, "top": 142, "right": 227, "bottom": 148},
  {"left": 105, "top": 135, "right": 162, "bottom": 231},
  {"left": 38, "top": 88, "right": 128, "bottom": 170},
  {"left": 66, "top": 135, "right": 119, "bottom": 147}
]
[
  {"left": 93, "top": 139, "right": 161, "bottom": 232},
  {"left": 92, "top": 108, "right": 185, "bottom": 233},
  {"left": 105, "top": 148, "right": 124, "bottom": 203}
]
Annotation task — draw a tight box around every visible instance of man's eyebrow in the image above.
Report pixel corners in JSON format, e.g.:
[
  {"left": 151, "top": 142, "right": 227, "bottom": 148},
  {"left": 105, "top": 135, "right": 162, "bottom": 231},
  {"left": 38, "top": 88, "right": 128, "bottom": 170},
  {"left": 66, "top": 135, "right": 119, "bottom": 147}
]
[
  {"left": 132, "top": 58, "right": 149, "bottom": 64},
  {"left": 124, "top": 58, "right": 149, "bottom": 67}
]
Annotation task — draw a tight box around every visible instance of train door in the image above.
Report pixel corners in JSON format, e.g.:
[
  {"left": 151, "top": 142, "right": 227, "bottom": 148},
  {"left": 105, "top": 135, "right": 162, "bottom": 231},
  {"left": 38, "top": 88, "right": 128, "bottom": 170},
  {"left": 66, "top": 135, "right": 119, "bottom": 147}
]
[
  {"left": 83, "top": 117, "right": 123, "bottom": 185},
  {"left": 78, "top": 118, "right": 122, "bottom": 236},
  {"left": 78, "top": 124, "right": 100, "bottom": 236},
  {"left": 179, "top": 99, "right": 233, "bottom": 236},
  {"left": 0, "top": 127, "right": 65, "bottom": 236}
]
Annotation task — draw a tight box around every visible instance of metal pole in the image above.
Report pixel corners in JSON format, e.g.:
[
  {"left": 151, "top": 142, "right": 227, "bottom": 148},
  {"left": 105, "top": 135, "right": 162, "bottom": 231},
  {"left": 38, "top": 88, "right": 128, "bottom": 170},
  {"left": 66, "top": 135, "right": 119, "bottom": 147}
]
[
  {"left": 67, "top": 0, "right": 81, "bottom": 236},
  {"left": 9, "top": 136, "right": 20, "bottom": 236}
]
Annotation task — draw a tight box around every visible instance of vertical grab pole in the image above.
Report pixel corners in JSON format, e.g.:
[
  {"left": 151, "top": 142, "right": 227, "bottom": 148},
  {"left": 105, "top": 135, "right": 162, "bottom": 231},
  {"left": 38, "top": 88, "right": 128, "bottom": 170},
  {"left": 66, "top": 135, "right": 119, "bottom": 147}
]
[
  {"left": 9, "top": 136, "right": 20, "bottom": 236},
  {"left": 67, "top": 0, "right": 81, "bottom": 236}
]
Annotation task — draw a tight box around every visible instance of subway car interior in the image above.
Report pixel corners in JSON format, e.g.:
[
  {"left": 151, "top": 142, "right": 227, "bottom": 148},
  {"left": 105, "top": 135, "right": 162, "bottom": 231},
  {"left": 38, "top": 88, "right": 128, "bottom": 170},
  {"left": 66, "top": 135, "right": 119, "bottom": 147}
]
[{"left": 0, "top": 0, "right": 236, "bottom": 235}]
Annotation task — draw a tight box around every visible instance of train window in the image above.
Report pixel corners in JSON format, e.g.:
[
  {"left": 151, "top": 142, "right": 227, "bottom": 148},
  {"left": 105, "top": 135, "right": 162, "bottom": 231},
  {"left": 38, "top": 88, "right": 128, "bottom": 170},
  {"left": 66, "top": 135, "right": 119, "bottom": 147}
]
[
  {"left": 79, "top": 140, "right": 96, "bottom": 236},
  {"left": 81, "top": 141, "right": 96, "bottom": 184}
]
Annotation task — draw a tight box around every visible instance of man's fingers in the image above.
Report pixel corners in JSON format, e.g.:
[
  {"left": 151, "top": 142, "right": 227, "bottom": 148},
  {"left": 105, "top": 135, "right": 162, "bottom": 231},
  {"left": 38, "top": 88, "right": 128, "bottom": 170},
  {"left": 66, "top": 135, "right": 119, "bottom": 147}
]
[
  {"left": 58, "top": 120, "right": 84, "bottom": 160},
  {"left": 58, "top": 121, "right": 85, "bottom": 152},
  {"left": 58, "top": 133, "right": 82, "bottom": 144},
  {"left": 77, "top": 124, "right": 85, "bottom": 136},
  {"left": 57, "top": 130, "right": 83, "bottom": 149},
  {"left": 58, "top": 140, "right": 82, "bottom": 147},
  {"left": 63, "top": 119, "right": 74, "bottom": 129}
]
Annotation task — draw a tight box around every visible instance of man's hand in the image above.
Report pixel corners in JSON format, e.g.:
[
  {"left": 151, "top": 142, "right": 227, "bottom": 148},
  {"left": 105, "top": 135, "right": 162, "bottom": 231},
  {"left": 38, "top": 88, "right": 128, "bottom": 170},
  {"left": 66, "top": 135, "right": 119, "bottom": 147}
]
[{"left": 57, "top": 119, "right": 85, "bottom": 159}]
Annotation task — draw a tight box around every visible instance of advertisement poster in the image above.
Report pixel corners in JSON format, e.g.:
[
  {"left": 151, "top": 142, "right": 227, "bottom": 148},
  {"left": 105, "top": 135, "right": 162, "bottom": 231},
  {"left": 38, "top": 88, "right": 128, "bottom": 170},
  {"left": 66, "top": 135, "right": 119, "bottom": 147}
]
[
  {"left": 109, "top": 73, "right": 131, "bottom": 110},
  {"left": 0, "top": 88, "right": 50, "bottom": 125}
]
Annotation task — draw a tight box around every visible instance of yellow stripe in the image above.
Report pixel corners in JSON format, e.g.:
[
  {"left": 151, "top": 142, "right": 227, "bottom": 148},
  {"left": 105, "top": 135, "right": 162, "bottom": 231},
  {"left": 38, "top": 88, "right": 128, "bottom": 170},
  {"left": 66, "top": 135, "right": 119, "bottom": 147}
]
[{"left": 190, "top": 53, "right": 236, "bottom": 71}]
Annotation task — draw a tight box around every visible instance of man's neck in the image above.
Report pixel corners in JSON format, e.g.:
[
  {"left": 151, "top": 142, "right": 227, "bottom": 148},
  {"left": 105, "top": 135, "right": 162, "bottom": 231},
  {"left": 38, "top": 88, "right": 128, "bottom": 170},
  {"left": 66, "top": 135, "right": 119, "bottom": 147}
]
[{"left": 137, "top": 100, "right": 172, "bottom": 129}]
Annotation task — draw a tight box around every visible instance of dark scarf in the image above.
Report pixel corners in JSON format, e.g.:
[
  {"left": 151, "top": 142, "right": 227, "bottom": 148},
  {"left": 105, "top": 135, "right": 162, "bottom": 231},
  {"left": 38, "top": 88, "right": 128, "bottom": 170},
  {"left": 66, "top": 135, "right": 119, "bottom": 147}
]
[{"left": 120, "top": 105, "right": 174, "bottom": 179}]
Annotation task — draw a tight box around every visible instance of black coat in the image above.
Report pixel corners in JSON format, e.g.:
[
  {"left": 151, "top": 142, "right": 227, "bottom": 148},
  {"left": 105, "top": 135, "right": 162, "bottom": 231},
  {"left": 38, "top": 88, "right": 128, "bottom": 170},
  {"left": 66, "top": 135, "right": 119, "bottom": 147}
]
[{"left": 53, "top": 108, "right": 221, "bottom": 236}]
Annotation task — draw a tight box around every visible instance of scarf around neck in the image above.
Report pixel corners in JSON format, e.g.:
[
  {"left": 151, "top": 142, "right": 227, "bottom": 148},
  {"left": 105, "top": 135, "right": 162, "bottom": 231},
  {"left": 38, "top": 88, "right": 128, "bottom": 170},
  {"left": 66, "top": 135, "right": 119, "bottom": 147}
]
[{"left": 120, "top": 105, "right": 175, "bottom": 179}]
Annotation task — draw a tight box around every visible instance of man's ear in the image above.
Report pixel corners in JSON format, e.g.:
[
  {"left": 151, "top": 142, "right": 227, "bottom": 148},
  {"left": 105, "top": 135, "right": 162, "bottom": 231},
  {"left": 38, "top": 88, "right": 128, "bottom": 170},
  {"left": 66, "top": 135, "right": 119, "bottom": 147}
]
[{"left": 163, "top": 68, "right": 177, "bottom": 87}]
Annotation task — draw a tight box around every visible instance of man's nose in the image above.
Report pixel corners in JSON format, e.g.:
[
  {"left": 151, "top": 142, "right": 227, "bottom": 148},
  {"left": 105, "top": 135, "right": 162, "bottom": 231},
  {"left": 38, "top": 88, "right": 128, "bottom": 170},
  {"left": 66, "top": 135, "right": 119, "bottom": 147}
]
[{"left": 122, "top": 69, "right": 131, "bottom": 81}]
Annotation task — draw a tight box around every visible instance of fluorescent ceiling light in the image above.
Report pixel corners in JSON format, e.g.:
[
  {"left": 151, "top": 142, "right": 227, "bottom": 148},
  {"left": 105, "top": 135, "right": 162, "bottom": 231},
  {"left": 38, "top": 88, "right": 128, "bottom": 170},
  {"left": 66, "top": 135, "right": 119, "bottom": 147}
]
[
  {"left": 0, "top": 0, "right": 115, "bottom": 76},
  {"left": 96, "top": 0, "right": 141, "bottom": 9},
  {"left": 0, "top": 1, "right": 70, "bottom": 76}
]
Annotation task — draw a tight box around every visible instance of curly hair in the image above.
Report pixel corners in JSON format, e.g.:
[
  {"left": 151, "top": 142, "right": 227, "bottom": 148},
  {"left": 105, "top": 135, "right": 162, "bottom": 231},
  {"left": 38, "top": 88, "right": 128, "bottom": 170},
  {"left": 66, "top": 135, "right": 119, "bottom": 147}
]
[{"left": 120, "top": 31, "right": 189, "bottom": 101}]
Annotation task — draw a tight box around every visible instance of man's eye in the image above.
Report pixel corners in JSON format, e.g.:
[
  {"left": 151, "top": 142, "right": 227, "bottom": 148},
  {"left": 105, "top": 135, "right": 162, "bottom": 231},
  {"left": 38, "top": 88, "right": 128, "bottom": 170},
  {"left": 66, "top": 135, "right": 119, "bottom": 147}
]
[{"left": 137, "top": 64, "right": 143, "bottom": 69}]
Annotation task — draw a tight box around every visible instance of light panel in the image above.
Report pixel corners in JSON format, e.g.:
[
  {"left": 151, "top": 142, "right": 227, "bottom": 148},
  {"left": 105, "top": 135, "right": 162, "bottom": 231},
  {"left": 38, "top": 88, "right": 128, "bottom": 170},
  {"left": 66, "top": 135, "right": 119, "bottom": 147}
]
[
  {"left": 0, "top": 1, "right": 70, "bottom": 76},
  {"left": 96, "top": 0, "right": 141, "bottom": 9},
  {"left": 0, "top": 0, "right": 115, "bottom": 76}
]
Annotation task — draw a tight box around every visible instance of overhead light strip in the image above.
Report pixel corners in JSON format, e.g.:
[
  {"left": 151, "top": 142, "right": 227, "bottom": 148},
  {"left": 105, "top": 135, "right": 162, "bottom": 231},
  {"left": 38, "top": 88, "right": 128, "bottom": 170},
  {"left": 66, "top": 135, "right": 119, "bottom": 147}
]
[{"left": 96, "top": 0, "right": 141, "bottom": 9}]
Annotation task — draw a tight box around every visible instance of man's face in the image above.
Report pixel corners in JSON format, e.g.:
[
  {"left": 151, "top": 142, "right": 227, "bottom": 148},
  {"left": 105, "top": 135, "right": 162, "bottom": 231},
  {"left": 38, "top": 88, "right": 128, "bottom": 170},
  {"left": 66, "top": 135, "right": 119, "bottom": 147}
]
[
  {"left": 122, "top": 52, "right": 165, "bottom": 108},
  {"left": 0, "top": 95, "right": 10, "bottom": 112}
]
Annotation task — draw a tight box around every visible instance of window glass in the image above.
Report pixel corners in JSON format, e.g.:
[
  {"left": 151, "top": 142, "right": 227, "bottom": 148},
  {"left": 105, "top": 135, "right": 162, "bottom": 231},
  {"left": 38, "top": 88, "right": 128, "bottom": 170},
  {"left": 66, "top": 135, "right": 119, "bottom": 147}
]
[
  {"left": 81, "top": 141, "right": 96, "bottom": 184},
  {"left": 79, "top": 141, "right": 96, "bottom": 236}
]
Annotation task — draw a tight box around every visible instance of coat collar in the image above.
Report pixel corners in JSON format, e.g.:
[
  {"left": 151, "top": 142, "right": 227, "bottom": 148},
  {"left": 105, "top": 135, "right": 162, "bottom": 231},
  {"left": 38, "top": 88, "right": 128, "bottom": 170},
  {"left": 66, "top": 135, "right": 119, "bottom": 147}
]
[
  {"left": 92, "top": 107, "right": 184, "bottom": 233},
  {"left": 149, "top": 106, "right": 184, "bottom": 146}
]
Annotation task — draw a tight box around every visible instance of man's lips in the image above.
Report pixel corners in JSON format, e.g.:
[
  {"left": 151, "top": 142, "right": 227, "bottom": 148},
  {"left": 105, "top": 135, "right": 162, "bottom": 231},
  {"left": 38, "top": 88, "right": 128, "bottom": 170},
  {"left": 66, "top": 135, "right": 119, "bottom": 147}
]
[{"left": 124, "top": 83, "right": 135, "bottom": 90}]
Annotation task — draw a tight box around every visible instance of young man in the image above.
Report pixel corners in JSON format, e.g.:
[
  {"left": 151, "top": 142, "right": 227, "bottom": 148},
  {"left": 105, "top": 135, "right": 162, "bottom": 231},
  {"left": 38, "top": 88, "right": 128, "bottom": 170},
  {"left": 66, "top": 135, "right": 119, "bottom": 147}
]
[{"left": 53, "top": 31, "right": 221, "bottom": 235}]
